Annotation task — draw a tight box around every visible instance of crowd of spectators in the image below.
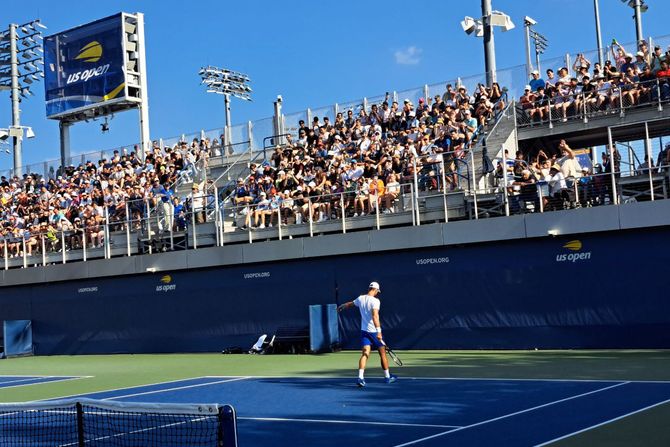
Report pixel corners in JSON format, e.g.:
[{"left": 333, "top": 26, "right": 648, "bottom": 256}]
[
  {"left": 519, "top": 39, "right": 670, "bottom": 123},
  {"left": 0, "top": 82, "right": 507, "bottom": 256},
  {"left": 496, "top": 138, "right": 670, "bottom": 214},
  {"left": 0, "top": 140, "right": 211, "bottom": 258},
  {"left": 226, "top": 83, "right": 506, "bottom": 229}
]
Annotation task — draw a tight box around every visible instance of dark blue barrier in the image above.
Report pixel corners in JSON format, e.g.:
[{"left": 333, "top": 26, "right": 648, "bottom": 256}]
[
  {"left": 2, "top": 320, "right": 33, "bottom": 357},
  {"left": 309, "top": 304, "right": 339, "bottom": 352},
  {"left": 0, "top": 227, "right": 669, "bottom": 354}
]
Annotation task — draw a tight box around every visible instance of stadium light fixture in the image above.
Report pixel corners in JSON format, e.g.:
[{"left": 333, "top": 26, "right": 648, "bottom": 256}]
[
  {"left": 523, "top": 17, "right": 548, "bottom": 78},
  {"left": 199, "top": 65, "right": 252, "bottom": 147},
  {"left": 0, "top": 18, "right": 46, "bottom": 175},
  {"left": 462, "top": 1, "right": 514, "bottom": 85},
  {"left": 621, "top": 0, "right": 647, "bottom": 43}
]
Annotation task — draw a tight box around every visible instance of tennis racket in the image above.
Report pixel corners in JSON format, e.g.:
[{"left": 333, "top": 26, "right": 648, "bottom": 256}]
[{"left": 382, "top": 340, "right": 403, "bottom": 366}]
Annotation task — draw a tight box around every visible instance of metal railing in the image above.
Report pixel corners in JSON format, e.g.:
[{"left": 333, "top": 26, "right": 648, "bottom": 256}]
[
  {"left": 4, "top": 150, "right": 668, "bottom": 270},
  {"left": 516, "top": 78, "right": 670, "bottom": 128}
]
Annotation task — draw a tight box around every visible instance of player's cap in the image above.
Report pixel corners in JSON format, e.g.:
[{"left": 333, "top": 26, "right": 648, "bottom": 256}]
[{"left": 369, "top": 281, "right": 381, "bottom": 292}]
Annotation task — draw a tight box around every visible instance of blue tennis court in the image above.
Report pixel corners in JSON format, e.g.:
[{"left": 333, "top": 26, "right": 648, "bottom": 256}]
[
  {"left": 62, "top": 375, "right": 670, "bottom": 446},
  {"left": 0, "top": 376, "right": 82, "bottom": 389}
]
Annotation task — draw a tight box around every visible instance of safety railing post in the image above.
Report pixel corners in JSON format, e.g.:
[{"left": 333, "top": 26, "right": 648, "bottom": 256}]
[
  {"left": 375, "top": 189, "right": 380, "bottom": 231},
  {"left": 277, "top": 207, "right": 282, "bottom": 241},
  {"left": 657, "top": 78, "right": 663, "bottom": 112},
  {"left": 308, "top": 198, "right": 314, "bottom": 237},
  {"left": 582, "top": 92, "right": 588, "bottom": 124},
  {"left": 410, "top": 183, "right": 416, "bottom": 226},
  {"left": 538, "top": 184, "right": 544, "bottom": 213},
  {"left": 547, "top": 96, "right": 553, "bottom": 129},
  {"left": 469, "top": 151, "right": 479, "bottom": 219},
  {"left": 125, "top": 203, "right": 131, "bottom": 257},
  {"left": 501, "top": 146, "right": 510, "bottom": 216},
  {"left": 4, "top": 239, "right": 8, "bottom": 270},
  {"left": 145, "top": 199, "right": 151, "bottom": 236},
  {"left": 441, "top": 157, "right": 449, "bottom": 223},
  {"left": 22, "top": 235, "right": 27, "bottom": 269},
  {"left": 191, "top": 203, "right": 197, "bottom": 250},
  {"left": 41, "top": 234, "right": 46, "bottom": 267},
  {"left": 607, "top": 127, "right": 619, "bottom": 205},
  {"left": 61, "top": 230, "right": 66, "bottom": 264},
  {"left": 214, "top": 188, "right": 220, "bottom": 247},
  {"left": 340, "top": 192, "right": 346, "bottom": 234},
  {"left": 618, "top": 86, "right": 624, "bottom": 117},
  {"left": 412, "top": 155, "right": 420, "bottom": 226},
  {"left": 104, "top": 207, "right": 111, "bottom": 259},
  {"left": 82, "top": 228, "right": 87, "bottom": 261},
  {"left": 645, "top": 122, "right": 654, "bottom": 201}
]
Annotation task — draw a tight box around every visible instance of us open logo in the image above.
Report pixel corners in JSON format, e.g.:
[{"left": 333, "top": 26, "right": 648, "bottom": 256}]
[
  {"left": 156, "top": 274, "right": 177, "bottom": 292},
  {"left": 66, "top": 41, "right": 110, "bottom": 85},
  {"left": 556, "top": 240, "right": 592, "bottom": 263}
]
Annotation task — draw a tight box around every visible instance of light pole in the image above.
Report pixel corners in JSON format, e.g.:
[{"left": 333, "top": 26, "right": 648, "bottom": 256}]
[
  {"left": 594, "top": 0, "right": 605, "bottom": 67},
  {"left": 199, "top": 66, "right": 252, "bottom": 149},
  {"left": 621, "top": 0, "right": 648, "bottom": 44},
  {"left": 0, "top": 19, "right": 46, "bottom": 176},
  {"left": 461, "top": 1, "right": 514, "bottom": 86},
  {"left": 524, "top": 18, "right": 548, "bottom": 78}
]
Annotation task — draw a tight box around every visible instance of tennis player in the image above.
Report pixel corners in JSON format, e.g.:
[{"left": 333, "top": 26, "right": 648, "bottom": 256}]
[{"left": 338, "top": 281, "right": 397, "bottom": 387}]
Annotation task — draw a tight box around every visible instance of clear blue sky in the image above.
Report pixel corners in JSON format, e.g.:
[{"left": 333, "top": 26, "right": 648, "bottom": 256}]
[{"left": 1, "top": 0, "right": 669, "bottom": 170}]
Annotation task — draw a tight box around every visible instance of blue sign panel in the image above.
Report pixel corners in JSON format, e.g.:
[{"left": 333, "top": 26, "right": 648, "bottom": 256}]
[{"left": 44, "top": 14, "right": 127, "bottom": 118}]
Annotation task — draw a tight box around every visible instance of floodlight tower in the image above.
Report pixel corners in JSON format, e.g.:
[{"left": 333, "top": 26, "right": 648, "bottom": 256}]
[
  {"left": 199, "top": 66, "right": 252, "bottom": 148},
  {"left": 0, "top": 19, "right": 46, "bottom": 175},
  {"left": 461, "top": 0, "right": 514, "bottom": 86}
]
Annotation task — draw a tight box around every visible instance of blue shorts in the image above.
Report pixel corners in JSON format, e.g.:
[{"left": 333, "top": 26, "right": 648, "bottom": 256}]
[{"left": 361, "top": 331, "right": 384, "bottom": 349}]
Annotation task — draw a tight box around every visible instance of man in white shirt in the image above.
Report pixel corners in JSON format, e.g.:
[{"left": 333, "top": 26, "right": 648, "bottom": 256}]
[{"left": 338, "top": 281, "right": 397, "bottom": 387}]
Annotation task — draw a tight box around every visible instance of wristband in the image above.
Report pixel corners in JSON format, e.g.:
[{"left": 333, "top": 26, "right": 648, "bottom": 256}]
[{"left": 376, "top": 327, "right": 382, "bottom": 333}]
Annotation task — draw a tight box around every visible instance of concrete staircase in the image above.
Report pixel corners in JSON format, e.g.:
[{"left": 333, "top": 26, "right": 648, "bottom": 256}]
[{"left": 470, "top": 102, "right": 518, "bottom": 191}]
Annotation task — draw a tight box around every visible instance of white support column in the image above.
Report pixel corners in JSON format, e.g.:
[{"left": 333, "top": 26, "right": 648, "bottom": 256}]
[
  {"left": 61, "top": 230, "right": 66, "bottom": 264},
  {"left": 136, "top": 13, "right": 150, "bottom": 162},
  {"left": 59, "top": 121, "right": 72, "bottom": 172},
  {"left": 125, "top": 202, "right": 131, "bottom": 256},
  {"left": 441, "top": 157, "right": 449, "bottom": 223},
  {"left": 470, "top": 151, "right": 479, "bottom": 219},
  {"left": 644, "top": 122, "right": 654, "bottom": 201},
  {"left": 340, "top": 193, "right": 346, "bottom": 234},
  {"left": 607, "top": 127, "right": 618, "bottom": 205},
  {"left": 501, "top": 145, "right": 510, "bottom": 216}
]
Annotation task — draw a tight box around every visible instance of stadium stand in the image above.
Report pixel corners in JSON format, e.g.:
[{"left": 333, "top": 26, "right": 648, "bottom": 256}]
[{"left": 2, "top": 34, "right": 670, "bottom": 265}]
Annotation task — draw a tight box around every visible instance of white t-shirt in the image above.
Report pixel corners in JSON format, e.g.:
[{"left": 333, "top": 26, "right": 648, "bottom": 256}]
[{"left": 353, "top": 294, "right": 380, "bottom": 333}]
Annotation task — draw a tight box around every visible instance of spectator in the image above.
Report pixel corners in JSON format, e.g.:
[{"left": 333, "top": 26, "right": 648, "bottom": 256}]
[
  {"left": 545, "top": 163, "right": 568, "bottom": 210},
  {"left": 191, "top": 185, "right": 205, "bottom": 224},
  {"left": 529, "top": 70, "right": 545, "bottom": 92}
]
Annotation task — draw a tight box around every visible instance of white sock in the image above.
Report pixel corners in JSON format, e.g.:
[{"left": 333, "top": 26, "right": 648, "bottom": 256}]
[
  {"left": 358, "top": 369, "right": 365, "bottom": 380},
  {"left": 384, "top": 369, "right": 390, "bottom": 379}
]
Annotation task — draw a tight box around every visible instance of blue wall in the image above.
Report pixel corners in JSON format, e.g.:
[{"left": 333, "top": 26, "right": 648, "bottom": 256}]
[{"left": 1, "top": 227, "right": 669, "bottom": 355}]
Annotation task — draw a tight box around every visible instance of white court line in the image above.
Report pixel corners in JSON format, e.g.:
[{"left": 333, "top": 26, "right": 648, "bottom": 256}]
[
  {"left": 238, "top": 416, "right": 460, "bottom": 429},
  {"left": 34, "top": 376, "right": 220, "bottom": 402},
  {"left": 390, "top": 382, "right": 631, "bottom": 447},
  {"left": 201, "top": 375, "right": 670, "bottom": 384},
  {"left": 0, "top": 376, "right": 92, "bottom": 391},
  {"left": 534, "top": 396, "right": 670, "bottom": 446},
  {"left": 100, "top": 377, "right": 251, "bottom": 401}
]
